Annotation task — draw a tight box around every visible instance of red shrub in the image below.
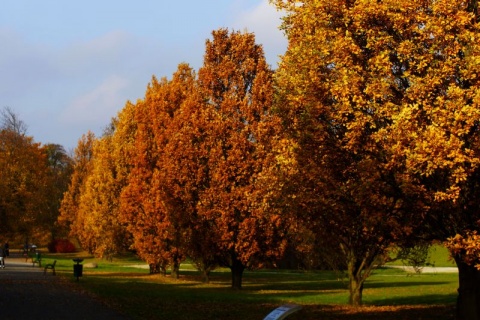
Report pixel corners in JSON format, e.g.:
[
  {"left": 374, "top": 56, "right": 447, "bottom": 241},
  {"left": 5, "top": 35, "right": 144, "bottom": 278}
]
[{"left": 48, "top": 239, "right": 76, "bottom": 253}]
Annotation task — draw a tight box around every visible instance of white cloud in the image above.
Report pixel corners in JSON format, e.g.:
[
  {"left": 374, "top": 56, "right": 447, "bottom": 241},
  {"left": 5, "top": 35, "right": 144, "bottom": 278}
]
[
  {"left": 230, "top": 0, "right": 287, "bottom": 66},
  {"left": 57, "top": 31, "right": 137, "bottom": 76},
  {"left": 0, "top": 1, "right": 289, "bottom": 149},
  {"left": 60, "top": 75, "right": 129, "bottom": 126}
]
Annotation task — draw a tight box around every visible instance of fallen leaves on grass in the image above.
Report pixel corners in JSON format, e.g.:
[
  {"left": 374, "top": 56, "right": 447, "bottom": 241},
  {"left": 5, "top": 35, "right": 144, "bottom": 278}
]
[{"left": 290, "top": 304, "right": 456, "bottom": 320}]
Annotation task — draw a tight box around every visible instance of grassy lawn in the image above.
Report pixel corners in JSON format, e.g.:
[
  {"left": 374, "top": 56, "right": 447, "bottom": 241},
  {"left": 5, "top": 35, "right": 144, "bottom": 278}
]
[
  {"left": 39, "top": 250, "right": 458, "bottom": 320},
  {"left": 387, "top": 244, "right": 456, "bottom": 268}
]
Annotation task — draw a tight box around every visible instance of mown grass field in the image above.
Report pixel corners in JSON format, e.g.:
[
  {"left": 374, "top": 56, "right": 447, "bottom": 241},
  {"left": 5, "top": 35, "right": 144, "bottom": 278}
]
[{"left": 39, "top": 246, "right": 458, "bottom": 320}]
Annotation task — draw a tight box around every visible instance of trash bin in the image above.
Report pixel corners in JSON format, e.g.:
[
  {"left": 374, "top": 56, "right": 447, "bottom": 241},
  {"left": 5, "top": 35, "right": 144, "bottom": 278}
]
[{"left": 73, "top": 259, "right": 84, "bottom": 281}]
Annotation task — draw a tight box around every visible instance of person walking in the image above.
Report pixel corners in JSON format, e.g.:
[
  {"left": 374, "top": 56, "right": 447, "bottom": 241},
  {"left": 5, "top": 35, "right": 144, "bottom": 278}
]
[
  {"left": 0, "top": 245, "right": 5, "bottom": 268},
  {"left": 4, "top": 242, "right": 9, "bottom": 257}
]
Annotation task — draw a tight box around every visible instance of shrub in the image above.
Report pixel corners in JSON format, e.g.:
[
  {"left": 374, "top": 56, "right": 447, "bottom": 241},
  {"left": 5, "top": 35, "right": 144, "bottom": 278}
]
[{"left": 48, "top": 239, "right": 76, "bottom": 253}]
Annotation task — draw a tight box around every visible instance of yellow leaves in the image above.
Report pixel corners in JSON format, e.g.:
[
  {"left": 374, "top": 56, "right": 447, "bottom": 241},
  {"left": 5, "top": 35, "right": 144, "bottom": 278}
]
[
  {"left": 370, "top": 51, "right": 391, "bottom": 73},
  {"left": 274, "top": 138, "right": 298, "bottom": 170},
  {"left": 273, "top": 0, "right": 480, "bottom": 265},
  {"left": 0, "top": 128, "right": 58, "bottom": 237},
  {"left": 446, "top": 230, "right": 480, "bottom": 269},
  {"left": 404, "top": 123, "right": 474, "bottom": 192}
]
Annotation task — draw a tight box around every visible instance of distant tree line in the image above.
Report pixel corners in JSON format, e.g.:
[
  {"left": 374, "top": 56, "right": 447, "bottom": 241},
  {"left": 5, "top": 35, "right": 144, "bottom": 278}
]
[{"left": 0, "top": 107, "right": 72, "bottom": 246}]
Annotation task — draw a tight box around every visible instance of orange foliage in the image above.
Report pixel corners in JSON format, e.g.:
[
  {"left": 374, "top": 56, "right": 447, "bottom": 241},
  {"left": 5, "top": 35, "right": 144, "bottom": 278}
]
[
  {"left": 271, "top": 0, "right": 480, "bottom": 306},
  {"left": 116, "top": 29, "right": 288, "bottom": 285},
  {"left": 191, "top": 29, "right": 287, "bottom": 288},
  {"left": 446, "top": 231, "right": 480, "bottom": 270},
  {"left": 0, "top": 129, "right": 51, "bottom": 238},
  {"left": 119, "top": 67, "right": 193, "bottom": 274},
  {"left": 58, "top": 132, "right": 95, "bottom": 245}
]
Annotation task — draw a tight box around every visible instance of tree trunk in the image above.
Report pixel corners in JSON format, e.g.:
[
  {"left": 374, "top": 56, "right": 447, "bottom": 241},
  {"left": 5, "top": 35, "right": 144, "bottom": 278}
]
[
  {"left": 455, "top": 255, "right": 480, "bottom": 320},
  {"left": 230, "top": 258, "right": 245, "bottom": 290},
  {"left": 345, "top": 252, "right": 366, "bottom": 307},
  {"left": 149, "top": 263, "right": 160, "bottom": 274},
  {"left": 171, "top": 262, "right": 180, "bottom": 279},
  {"left": 201, "top": 269, "right": 210, "bottom": 283},
  {"left": 150, "top": 263, "right": 167, "bottom": 276},
  {"left": 348, "top": 275, "right": 364, "bottom": 307}
]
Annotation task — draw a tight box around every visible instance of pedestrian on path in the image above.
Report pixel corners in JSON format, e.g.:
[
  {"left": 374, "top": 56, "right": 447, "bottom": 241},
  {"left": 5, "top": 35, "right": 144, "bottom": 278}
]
[{"left": 0, "top": 245, "right": 6, "bottom": 268}]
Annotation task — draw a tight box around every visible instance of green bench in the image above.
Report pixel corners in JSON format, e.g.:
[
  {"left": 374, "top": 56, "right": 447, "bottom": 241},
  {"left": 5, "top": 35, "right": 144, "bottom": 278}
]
[{"left": 44, "top": 260, "right": 56, "bottom": 275}]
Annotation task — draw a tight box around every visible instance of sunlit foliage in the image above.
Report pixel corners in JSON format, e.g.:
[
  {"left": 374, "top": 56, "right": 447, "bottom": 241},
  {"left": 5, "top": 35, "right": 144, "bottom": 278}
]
[
  {"left": 272, "top": 0, "right": 480, "bottom": 307},
  {"left": 58, "top": 132, "right": 95, "bottom": 246}
]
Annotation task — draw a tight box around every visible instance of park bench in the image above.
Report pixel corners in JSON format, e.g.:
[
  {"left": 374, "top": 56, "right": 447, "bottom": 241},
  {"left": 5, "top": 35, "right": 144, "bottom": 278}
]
[
  {"left": 263, "top": 304, "right": 302, "bottom": 320},
  {"left": 31, "top": 252, "right": 42, "bottom": 267},
  {"left": 44, "top": 260, "right": 56, "bottom": 276}
]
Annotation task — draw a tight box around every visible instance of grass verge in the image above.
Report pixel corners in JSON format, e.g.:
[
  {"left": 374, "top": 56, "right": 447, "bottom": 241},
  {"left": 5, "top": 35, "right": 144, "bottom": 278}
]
[{"left": 40, "top": 252, "right": 458, "bottom": 320}]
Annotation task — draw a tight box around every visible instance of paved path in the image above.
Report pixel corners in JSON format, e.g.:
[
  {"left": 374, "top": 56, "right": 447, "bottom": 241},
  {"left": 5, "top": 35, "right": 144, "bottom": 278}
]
[
  {"left": 0, "top": 253, "right": 129, "bottom": 320},
  {"left": 386, "top": 265, "right": 458, "bottom": 273}
]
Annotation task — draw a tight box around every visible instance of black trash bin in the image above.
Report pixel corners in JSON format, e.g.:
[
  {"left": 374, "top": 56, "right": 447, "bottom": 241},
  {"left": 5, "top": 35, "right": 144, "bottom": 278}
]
[{"left": 73, "top": 259, "right": 84, "bottom": 281}]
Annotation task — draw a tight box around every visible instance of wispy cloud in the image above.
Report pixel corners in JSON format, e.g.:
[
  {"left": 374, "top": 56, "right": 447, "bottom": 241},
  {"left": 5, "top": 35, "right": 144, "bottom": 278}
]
[
  {"left": 230, "top": 0, "right": 287, "bottom": 66},
  {"left": 57, "top": 31, "right": 139, "bottom": 77},
  {"left": 1, "top": 1, "right": 287, "bottom": 149},
  {"left": 60, "top": 75, "right": 130, "bottom": 126}
]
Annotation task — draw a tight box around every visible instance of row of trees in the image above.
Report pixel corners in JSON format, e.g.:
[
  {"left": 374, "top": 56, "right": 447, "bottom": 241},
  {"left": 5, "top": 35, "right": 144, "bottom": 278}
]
[
  {"left": 59, "top": 29, "right": 289, "bottom": 289},
  {"left": 57, "top": 1, "right": 480, "bottom": 318},
  {"left": 0, "top": 107, "right": 72, "bottom": 245}
]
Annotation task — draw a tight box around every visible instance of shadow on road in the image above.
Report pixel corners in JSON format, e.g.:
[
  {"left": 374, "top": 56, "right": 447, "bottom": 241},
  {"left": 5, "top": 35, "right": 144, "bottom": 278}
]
[{"left": 0, "top": 252, "right": 129, "bottom": 320}]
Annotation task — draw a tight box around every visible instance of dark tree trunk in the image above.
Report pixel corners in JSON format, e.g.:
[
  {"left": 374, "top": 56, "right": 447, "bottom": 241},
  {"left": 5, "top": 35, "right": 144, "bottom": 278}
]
[
  {"left": 345, "top": 252, "right": 367, "bottom": 307},
  {"left": 171, "top": 262, "right": 180, "bottom": 279},
  {"left": 149, "top": 263, "right": 167, "bottom": 275},
  {"left": 201, "top": 269, "right": 210, "bottom": 283},
  {"left": 230, "top": 258, "right": 245, "bottom": 290},
  {"left": 455, "top": 256, "right": 480, "bottom": 320},
  {"left": 348, "top": 275, "right": 364, "bottom": 307},
  {"left": 149, "top": 263, "right": 160, "bottom": 274}
]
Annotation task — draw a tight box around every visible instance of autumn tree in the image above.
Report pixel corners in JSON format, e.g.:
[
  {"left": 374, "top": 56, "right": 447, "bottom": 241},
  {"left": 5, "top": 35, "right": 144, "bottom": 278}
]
[
  {"left": 58, "top": 132, "right": 95, "bottom": 246},
  {"left": 119, "top": 73, "right": 189, "bottom": 275},
  {"left": 0, "top": 107, "right": 55, "bottom": 242},
  {"left": 111, "top": 101, "right": 137, "bottom": 204},
  {"left": 109, "top": 101, "right": 137, "bottom": 252},
  {"left": 154, "top": 64, "right": 221, "bottom": 282},
  {"left": 147, "top": 63, "right": 201, "bottom": 279},
  {"left": 75, "top": 124, "right": 130, "bottom": 259},
  {"left": 272, "top": 0, "right": 439, "bottom": 306},
  {"left": 41, "top": 143, "right": 73, "bottom": 240},
  {"left": 190, "top": 29, "right": 287, "bottom": 289},
  {"left": 61, "top": 101, "right": 137, "bottom": 258},
  {"left": 0, "top": 107, "right": 73, "bottom": 244},
  {"left": 365, "top": 1, "right": 480, "bottom": 318},
  {"left": 0, "top": 129, "right": 50, "bottom": 240}
]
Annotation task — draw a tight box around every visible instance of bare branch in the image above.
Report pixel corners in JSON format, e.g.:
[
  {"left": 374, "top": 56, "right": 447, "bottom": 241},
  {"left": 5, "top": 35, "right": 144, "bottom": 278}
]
[{"left": 0, "top": 106, "right": 28, "bottom": 135}]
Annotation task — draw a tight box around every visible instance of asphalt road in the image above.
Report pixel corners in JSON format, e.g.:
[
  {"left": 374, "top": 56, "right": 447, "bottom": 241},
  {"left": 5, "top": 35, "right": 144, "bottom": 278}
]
[{"left": 0, "top": 252, "right": 129, "bottom": 320}]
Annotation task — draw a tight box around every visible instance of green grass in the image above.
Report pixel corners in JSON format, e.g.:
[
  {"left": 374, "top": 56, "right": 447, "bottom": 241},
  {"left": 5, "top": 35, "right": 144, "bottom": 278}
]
[
  {"left": 426, "top": 245, "right": 457, "bottom": 267},
  {"left": 40, "top": 251, "right": 149, "bottom": 274},
  {"left": 387, "top": 243, "right": 456, "bottom": 268},
  {"left": 40, "top": 251, "right": 458, "bottom": 320}
]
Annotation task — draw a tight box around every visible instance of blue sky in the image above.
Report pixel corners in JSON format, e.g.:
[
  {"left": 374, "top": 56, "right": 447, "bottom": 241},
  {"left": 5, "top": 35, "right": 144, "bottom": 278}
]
[{"left": 0, "top": 1, "right": 287, "bottom": 151}]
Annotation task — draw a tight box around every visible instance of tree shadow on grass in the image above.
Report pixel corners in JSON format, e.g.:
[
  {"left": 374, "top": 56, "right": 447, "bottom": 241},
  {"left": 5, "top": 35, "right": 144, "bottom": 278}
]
[{"left": 77, "top": 273, "right": 458, "bottom": 320}]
